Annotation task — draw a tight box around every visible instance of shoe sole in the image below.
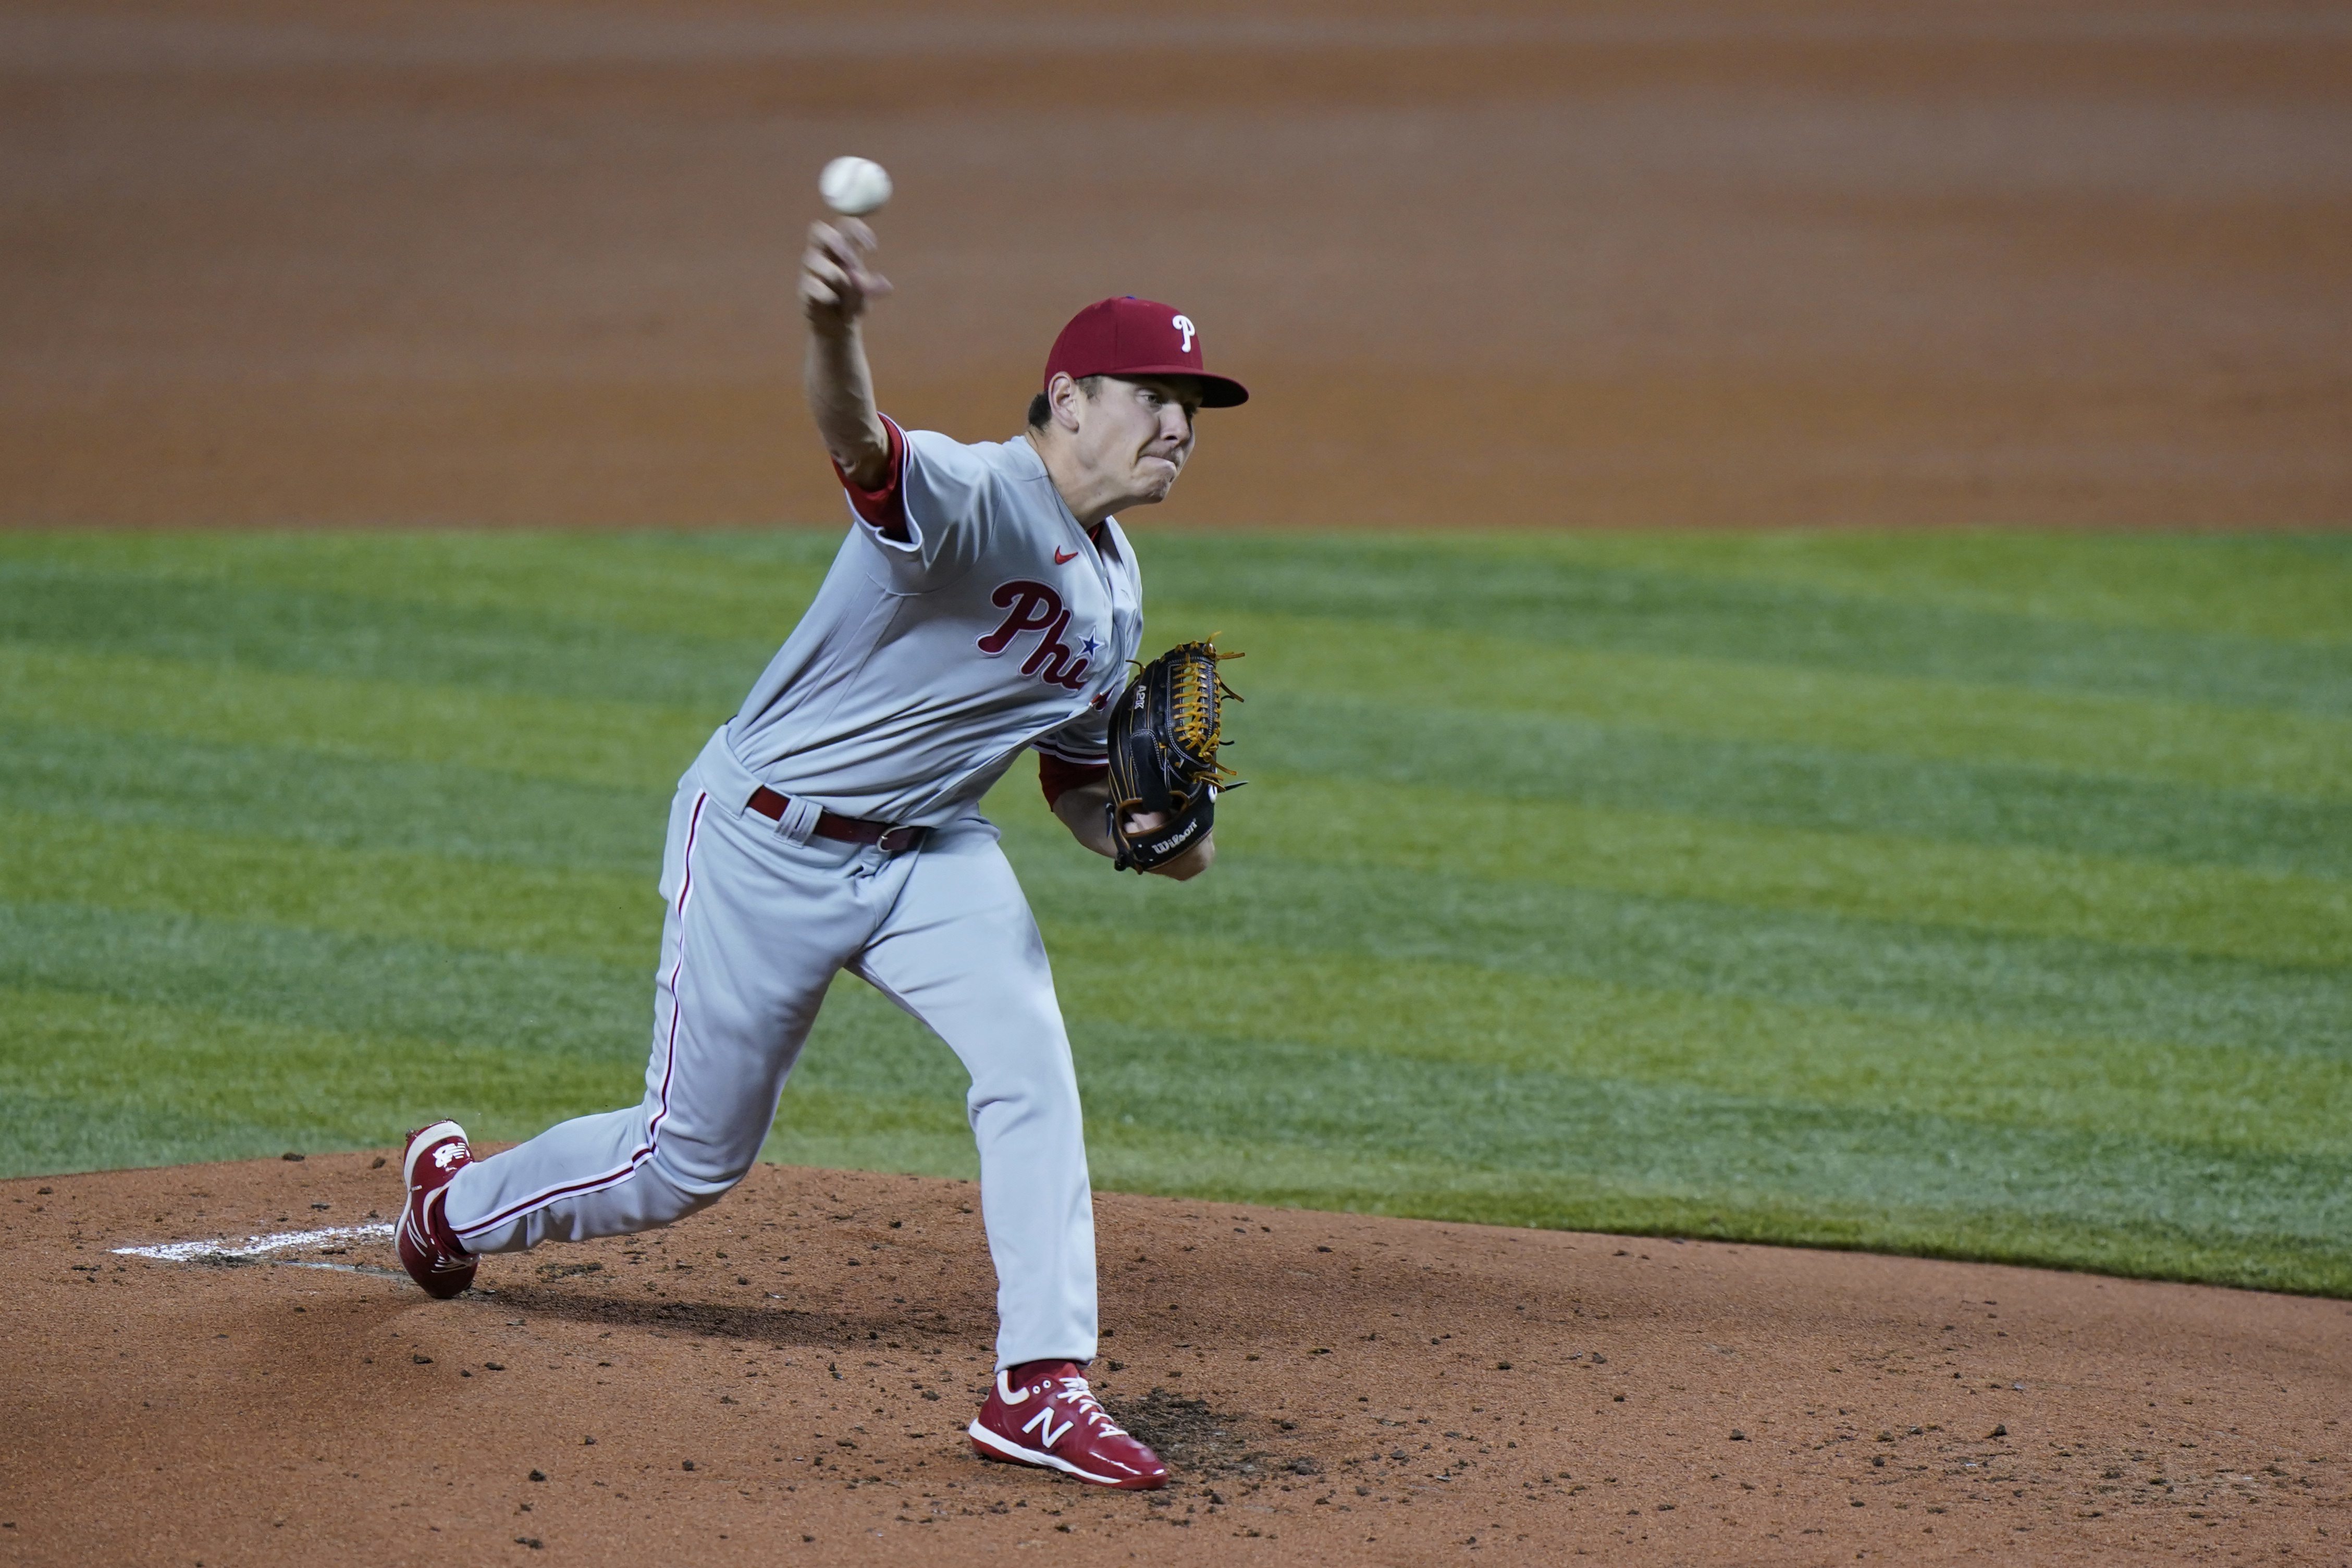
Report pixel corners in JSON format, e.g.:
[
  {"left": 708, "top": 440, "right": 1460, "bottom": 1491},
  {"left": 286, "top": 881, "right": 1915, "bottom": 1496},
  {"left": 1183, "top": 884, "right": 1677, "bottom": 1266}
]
[{"left": 966, "top": 1421, "right": 1166, "bottom": 1490}]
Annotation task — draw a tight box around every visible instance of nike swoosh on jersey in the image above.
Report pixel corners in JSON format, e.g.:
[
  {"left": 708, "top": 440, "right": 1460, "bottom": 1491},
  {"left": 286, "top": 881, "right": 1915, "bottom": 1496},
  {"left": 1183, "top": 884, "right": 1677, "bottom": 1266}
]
[{"left": 1053, "top": 547, "right": 1079, "bottom": 564}]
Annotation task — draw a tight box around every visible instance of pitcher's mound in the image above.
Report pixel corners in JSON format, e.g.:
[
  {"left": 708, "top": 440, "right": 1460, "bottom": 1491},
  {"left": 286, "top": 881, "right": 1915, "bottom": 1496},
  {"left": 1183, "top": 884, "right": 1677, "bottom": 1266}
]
[{"left": 6, "top": 1155, "right": 2344, "bottom": 1564}]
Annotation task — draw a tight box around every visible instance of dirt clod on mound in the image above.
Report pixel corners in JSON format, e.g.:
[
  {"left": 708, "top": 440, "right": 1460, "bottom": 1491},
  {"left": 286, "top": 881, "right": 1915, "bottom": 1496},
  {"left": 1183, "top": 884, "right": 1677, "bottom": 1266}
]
[{"left": 1119, "top": 1388, "right": 1311, "bottom": 1481}]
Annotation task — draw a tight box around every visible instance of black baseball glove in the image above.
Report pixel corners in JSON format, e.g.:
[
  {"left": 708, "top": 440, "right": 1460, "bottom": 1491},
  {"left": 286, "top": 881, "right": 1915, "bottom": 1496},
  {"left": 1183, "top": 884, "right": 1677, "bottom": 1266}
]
[{"left": 1104, "top": 638, "right": 1243, "bottom": 873}]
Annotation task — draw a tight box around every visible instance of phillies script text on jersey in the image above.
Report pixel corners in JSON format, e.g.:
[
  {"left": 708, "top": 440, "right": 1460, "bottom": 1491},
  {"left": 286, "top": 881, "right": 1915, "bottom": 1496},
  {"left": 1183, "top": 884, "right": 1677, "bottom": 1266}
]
[
  {"left": 979, "top": 580, "right": 1098, "bottom": 690},
  {"left": 723, "top": 425, "right": 1143, "bottom": 826}
]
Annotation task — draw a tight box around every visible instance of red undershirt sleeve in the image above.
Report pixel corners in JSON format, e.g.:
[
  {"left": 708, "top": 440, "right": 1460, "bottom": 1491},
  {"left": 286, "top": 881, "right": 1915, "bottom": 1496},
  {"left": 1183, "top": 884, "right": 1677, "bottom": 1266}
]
[
  {"left": 1038, "top": 752, "right": 1109, "bottom": 809},
  {"left": 832, "top": 416, "right": 909, "bottom": 541}
]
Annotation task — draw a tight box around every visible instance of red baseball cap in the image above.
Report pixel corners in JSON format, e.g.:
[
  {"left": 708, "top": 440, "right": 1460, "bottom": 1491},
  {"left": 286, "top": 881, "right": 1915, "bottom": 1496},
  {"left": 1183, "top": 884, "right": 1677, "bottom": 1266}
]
[{"left": 1042, "top": 297, "right": 1249, "bottom": 408}]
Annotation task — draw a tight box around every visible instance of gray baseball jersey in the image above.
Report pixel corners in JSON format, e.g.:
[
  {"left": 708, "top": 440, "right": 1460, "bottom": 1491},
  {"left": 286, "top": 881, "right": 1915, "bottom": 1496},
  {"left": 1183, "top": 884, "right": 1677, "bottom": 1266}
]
[
  {"left": 440, "top": 417, "right": 1142, "bottom": 1371},
  {"left": 731, "top": 419, "right": 1143, "bottom": 825}
]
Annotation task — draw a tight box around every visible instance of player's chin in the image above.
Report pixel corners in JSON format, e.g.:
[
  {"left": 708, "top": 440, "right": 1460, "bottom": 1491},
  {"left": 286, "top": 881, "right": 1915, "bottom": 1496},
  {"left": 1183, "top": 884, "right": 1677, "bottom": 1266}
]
[{"left": 1130, "top": 461, "right": 1182, "bottom": 502}]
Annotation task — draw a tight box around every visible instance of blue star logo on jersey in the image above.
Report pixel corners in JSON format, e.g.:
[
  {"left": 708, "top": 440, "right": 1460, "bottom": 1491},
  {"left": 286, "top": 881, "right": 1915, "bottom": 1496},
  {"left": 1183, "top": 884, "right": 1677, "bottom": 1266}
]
[{"left": 1079, "top": 634, "right": 1102, "bottom": 657}]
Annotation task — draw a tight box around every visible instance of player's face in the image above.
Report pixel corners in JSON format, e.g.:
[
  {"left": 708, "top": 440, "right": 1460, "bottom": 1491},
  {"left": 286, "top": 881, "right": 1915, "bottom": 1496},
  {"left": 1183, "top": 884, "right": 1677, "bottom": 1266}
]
[{"left": 1085, "top": 377, "right": 1201, "bottom": 503}]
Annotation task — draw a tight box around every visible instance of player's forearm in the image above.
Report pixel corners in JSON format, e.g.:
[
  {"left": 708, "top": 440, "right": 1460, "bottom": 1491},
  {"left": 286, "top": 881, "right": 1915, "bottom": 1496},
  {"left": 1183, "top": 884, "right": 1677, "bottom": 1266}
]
[
  {"left": 1053, "top": 781, "right": 1118, "bottom": 858},
  {"left": 804, "top": 324, "right": 891, "bottom": 489}
]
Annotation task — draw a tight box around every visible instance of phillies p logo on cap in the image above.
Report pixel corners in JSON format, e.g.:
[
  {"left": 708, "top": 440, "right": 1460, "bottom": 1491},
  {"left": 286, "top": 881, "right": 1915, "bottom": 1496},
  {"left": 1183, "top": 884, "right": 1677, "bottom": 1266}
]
[{"left": 1042, "top": 298, "right": 1248, "bottom": 407}]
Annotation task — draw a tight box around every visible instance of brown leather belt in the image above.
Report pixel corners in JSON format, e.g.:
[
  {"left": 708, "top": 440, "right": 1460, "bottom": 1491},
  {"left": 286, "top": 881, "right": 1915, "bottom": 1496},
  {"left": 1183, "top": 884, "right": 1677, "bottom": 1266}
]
[{"left": 746, "top": 786, "right": 926, "bottom": 854}]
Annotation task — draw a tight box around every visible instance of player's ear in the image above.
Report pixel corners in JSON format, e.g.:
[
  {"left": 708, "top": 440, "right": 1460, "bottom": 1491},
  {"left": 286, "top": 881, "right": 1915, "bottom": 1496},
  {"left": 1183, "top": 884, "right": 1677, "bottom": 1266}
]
[{"left": 1046, "top": 372, "right": 1087, "bottom": 434}]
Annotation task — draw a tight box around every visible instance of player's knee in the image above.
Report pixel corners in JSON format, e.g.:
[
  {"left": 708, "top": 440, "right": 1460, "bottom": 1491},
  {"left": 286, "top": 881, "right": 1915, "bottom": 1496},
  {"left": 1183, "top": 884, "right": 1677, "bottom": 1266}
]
[
  {"left": 634, "top": 1152, "right": 744, "bottom": 1226},
  {"left": 645, "top": 1180, "right": 716, "bottom": 1227},
  {"left": 967, "top": 1054, "right": 1082, "bottom": 1132}
]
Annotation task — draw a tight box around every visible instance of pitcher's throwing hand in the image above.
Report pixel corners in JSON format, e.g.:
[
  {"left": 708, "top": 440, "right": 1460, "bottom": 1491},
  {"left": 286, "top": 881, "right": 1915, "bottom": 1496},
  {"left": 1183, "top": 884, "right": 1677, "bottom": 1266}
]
[{"left": 798, "top": 218, "right": 890, "bottom": 329}]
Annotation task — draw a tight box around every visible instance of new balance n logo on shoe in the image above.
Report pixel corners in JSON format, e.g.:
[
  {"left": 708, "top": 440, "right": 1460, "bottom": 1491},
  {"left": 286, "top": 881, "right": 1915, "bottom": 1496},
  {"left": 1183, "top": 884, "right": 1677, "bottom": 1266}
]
[{"left": 1022, "top": 1407, "right": 1074, "bottom": 1448}]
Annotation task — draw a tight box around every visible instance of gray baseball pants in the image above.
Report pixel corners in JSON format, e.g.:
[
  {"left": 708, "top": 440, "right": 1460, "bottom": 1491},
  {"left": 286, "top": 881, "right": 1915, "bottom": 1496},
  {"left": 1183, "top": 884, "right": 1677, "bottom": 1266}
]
[{"left": 439, "top": 727, "right": 1100, "bottom": 1371}]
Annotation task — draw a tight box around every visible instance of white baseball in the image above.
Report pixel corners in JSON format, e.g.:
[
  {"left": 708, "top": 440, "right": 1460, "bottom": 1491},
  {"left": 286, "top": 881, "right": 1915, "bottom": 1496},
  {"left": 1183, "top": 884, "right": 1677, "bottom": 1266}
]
[{"left": 819, "top": 156, "right": 892, "bottom": 217}]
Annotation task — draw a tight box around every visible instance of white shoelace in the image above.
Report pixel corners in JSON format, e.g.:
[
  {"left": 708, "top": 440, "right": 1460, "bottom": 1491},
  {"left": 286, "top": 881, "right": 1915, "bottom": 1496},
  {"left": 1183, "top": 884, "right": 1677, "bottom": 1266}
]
[{"left": 1053, "top": 1375, "right": 1128, "bottom": 1437}]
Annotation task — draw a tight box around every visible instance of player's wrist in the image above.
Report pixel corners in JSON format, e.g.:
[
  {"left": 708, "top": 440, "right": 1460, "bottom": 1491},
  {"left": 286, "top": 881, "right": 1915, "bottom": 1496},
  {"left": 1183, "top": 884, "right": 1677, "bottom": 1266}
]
[
  {"left": 804, "top": 310, "right": 866, "bottom": 344},
  {"left": 1147, "top": 833, "right": 1214, "bottom": 880}
]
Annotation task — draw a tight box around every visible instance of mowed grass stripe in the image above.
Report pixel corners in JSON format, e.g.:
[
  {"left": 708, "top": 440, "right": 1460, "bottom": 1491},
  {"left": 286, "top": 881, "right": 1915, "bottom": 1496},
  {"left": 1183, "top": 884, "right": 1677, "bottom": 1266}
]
[
  {"left": 764, "top": 985, "right": 2352, "bottom": 1290},
  {"left": 16, "top": 537, "right": 2338, "bottom": 820},
  {"left": 18, "top": 692, "right": 2334, "bottom": 908},
  {"left": 1015, "top": 851, "right": 2352, "bottom": 1057},
  {"left": 7, "top": 749, "right": 2335, "bottom": 983},
  {"left": 1484, "top": 530, "right": 2352, "bottom": 646},
  {"left": 1143, "top": 534, "right": 2352, "bottom": 713},
  {"left": 0, "top": 530, "right": 844, "bottom": 644},
  {"left": 1073, "top": 1029, "right": 2352, "bottom": 1245},
  {"left": 0, "top": 964, "right": 943, "bottom": 1179},
  {"left": 1160, "top": 603, "right": 2352, "bottom": 800},
  {"left": 770, "top": 1019, "right": 2352, "bottom": 1293},
  {"left": 7, "top": 823, "right": 2338, "bottom": 1162},
  {"left": 0, "top": 903, "right": 647, "bottom": 1060},
  {"left": 10, "top": 802, "right": 2342, "bottom": 1158},
  {"left": 0, "top": 645, "right": 718, "bottom": 794},
  {"left": 0, "top": 723, "right": 666, "bottom": 873},
  {"left": 42, "top": 579, "right": 2333, "bottom": 809},
  {"left": 1225, "top": 776, "right": 2352, "bottom": 968},
  {"left": 12, "top": 784, "right": 2336, "bottom": 1065},
  {"left": 36, "top": 587, "right": 2333, "bottom": 818},
  {"left": 13, "top": 528, "right": 2349, "bottom": 678},
  {"left": 1, "top": 564, "right": 777, "bottom": 711},
  {"left": 0, "top": 986, "right": 648, "bottom": 1175},
  {"left": 1075, "top": 1123, "right": 2346, "bottom": 1297},
  {"left": 1040, "top": 939, "right": 2352, "bottom": 1159},
  {"left": 0, "top": 812, "right": 659, "bottom": 969},
  {"left": 1252, "top": 695, "right": 2352, "bottom": 879}
]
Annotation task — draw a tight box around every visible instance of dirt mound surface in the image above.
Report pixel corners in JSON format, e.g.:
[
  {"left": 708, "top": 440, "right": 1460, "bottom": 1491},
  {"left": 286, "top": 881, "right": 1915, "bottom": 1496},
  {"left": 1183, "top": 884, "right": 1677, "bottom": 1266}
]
[{"left": 4, "top": 1155, "right": 2347, "bottom": 1564}]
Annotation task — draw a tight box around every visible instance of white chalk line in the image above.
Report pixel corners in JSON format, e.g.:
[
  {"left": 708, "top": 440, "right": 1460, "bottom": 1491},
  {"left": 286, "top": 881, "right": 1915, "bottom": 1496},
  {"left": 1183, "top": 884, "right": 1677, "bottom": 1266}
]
[
  {"left": 278, "top": 1259, "right": 408, "bottom": 1276},
  {"left": 112, "top": 1221, "right": 394, "bottom": 1263}
]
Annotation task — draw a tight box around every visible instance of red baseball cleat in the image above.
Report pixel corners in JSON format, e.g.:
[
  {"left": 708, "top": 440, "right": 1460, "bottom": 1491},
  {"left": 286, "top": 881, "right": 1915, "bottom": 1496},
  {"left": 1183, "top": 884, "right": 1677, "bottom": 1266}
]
[
  {"left": 968, "top": 1361, "right": 1168, "bottom": 1489},
  {"left": 396, "top": 1120, "right": 477, "bottom": 1299}
]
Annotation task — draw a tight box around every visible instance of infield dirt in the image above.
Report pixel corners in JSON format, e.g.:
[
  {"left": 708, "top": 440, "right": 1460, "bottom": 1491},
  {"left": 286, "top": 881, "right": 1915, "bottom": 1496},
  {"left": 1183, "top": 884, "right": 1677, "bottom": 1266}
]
[
  {"left": 4, "top": 1154, "right": 2347, "bottom": 1565},
  {"left": 3, "top": 0, "right": 2348, "bottom": 530}
]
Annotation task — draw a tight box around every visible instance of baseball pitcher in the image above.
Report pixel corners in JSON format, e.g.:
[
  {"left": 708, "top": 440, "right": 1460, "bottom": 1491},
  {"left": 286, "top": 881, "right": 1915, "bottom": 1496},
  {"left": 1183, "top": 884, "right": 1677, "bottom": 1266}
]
[{"left": 391, "top": 214, "right": 1247, "bottom": 1491}]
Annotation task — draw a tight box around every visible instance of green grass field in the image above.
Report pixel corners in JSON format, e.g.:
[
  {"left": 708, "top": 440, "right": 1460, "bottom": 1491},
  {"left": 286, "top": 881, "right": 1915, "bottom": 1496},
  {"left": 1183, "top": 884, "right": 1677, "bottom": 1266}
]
[{"left": 3, "top": 529, "right": 2347, "bottom": 1294}]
